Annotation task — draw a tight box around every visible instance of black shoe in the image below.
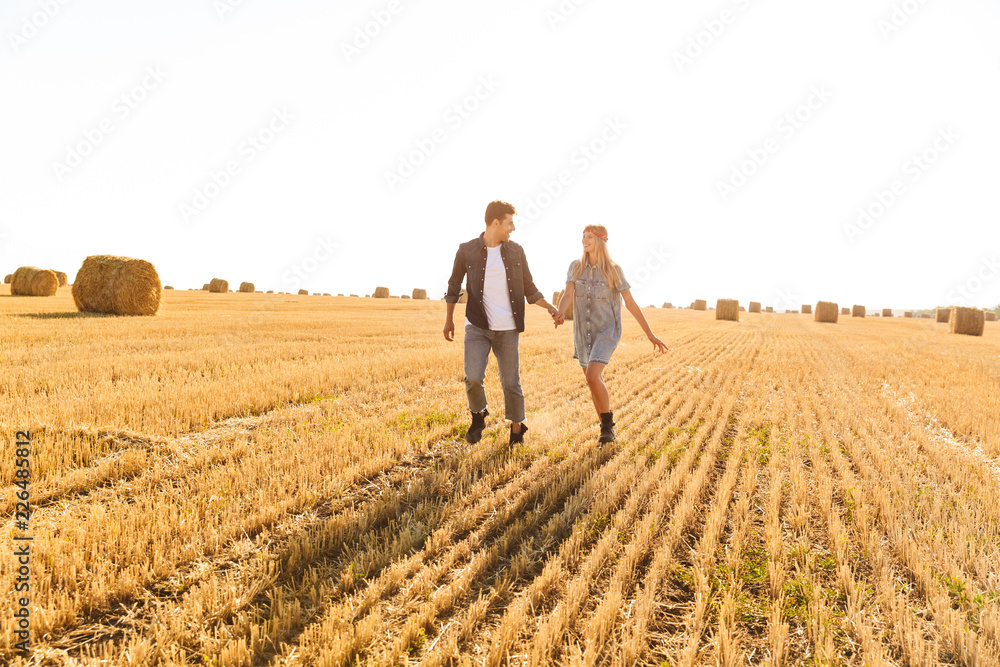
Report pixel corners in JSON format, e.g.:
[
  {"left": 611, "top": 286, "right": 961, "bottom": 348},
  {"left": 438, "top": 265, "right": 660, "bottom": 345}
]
[
  {"left": 510, "top": 423, "right": 528, "bottom": 445},
  {"left": 466, "top": 409, "right": 488, "bottom": 444},
  {"left": 599, "top": 412, "right": 616, "bottom": 443}
]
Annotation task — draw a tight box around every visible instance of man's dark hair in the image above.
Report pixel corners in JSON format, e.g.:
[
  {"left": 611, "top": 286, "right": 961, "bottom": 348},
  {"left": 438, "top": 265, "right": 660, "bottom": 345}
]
[{"left": 485, "top": 200, "right": 516, "bottom": 227}]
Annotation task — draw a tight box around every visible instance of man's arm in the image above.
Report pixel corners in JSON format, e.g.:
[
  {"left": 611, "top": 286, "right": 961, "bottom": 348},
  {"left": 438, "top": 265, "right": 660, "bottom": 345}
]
[
  {"left": 519, "top": 247, "right": 545, "bottom": 305},
  {"left": 445, "top": 249, "right": 465, "bottom": 303},
  {"left": 444, "top": 249, "right": 465, "bottom": 341},
  {"left": 444, "top": 301, "right": 457, "bottom": 341}
]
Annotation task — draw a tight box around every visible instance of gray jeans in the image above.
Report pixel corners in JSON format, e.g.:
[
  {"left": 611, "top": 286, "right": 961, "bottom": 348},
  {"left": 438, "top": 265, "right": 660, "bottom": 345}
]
[{"left": 464, "top": 324, "right": 525, "bottom": 423}]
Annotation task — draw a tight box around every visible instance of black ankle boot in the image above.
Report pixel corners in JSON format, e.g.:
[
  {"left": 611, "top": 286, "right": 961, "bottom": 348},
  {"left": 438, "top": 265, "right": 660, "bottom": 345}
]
[
  {"left": 599, "top": 411, "right": 616, "bottom": 443},
  {"left": 466, "top": 409, "right": 488, "bottom": 444},
  {"left": 510, "top": 422, "right": 528, "bottom": 445}
]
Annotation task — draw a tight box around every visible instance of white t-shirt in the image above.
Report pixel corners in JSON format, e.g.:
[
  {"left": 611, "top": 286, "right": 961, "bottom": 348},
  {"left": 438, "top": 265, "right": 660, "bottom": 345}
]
[{"left": 466, "top": 245, "right": 517, "bottom": 331}]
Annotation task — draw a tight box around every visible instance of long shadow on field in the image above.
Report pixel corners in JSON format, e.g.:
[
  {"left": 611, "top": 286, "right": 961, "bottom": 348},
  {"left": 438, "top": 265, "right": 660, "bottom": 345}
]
[
  {"left": 256, "top": 440, "right": 619, "bottom": 665},
  {"left": 53, "top": 426, "right": 558, "bottom": 658},
  {"left": 13, "top": 311, "right": 108, "bottom": 318}
]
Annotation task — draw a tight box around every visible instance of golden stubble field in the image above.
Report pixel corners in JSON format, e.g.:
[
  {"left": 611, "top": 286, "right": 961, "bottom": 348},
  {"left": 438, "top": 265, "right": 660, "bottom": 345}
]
[{"left": 2, "top": 286, "right": 1000, "bottom": 666}]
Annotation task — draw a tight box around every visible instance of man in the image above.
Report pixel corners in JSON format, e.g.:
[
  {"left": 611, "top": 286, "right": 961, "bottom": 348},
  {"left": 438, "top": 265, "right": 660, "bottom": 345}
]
[{"left": 444, "top": 200, "right": 562, "bottom": 445}]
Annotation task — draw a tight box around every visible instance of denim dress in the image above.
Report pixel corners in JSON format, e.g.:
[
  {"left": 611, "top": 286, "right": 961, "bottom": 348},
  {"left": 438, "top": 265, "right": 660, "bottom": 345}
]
[{"left": 567, "top": 260, "right": 631, "bottom": 367}]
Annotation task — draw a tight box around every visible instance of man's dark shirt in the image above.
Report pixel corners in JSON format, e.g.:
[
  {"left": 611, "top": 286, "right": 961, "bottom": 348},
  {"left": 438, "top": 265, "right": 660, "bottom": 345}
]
[{"left": 445, "top": 233, "right": 544, "bottom": 333}]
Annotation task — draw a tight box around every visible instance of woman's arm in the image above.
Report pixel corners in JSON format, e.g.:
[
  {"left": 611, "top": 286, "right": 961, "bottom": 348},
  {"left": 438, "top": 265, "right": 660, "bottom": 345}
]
[
  {"left": 554, "top": 282, "right": 574, "bottom": 327},
  {"left": 621, "top": 289, "right": 668, "bottom": 352},
  {"left": 557, "top": 282, "right": 574, "bottom": 314}
]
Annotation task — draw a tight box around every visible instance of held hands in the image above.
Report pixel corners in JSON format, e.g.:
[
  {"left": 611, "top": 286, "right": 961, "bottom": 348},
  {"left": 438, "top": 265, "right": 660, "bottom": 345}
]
[
  {"left": 649, "top": 334, "right": 668, "bottom": 353},
  {"left": 550, "top": 308, "right": 565, "bottom": 328}
]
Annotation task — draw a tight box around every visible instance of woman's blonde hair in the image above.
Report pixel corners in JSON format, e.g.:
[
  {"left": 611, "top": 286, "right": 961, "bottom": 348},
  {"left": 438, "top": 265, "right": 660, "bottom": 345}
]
[{"left": 571, "top": 224, "right": 622, "bottom": 290}]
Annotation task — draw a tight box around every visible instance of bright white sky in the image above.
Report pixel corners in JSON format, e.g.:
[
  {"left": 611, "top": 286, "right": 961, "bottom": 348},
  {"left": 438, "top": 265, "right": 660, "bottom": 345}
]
[{"left": 2, "top": 0, "right": 999, "bottom": 311}]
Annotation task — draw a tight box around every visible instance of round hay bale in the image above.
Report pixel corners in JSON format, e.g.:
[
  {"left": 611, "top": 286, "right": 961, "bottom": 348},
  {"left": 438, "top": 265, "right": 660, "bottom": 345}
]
[
  {"left": 337, "top": 293, "right": 345, "bottom": 297},
  {"left": 202, "top": 283, "right": 210, "bottom": 291},
  {"left": 693, "top": 299, "right": 707, "bottom": 311},
  {"left": 71, "top": 255, "right": 161, "bottom": 316},
  {"left": 266, "top": 290, "right": 274, "bottom": 294},
  {"left": 841, "top": 307, "right": 850, "bottom": 315},
  {"left": 852, "top": 305, "right": 865, "bottom": 318},
  {"left": 985, "top": 311, "right": 997, "bottom": 322},
  {"left": 239, "top": 282, "right": 254, "bottom": 293},
  {"left": 882, "top": 308, "right": 893, "bottom": 318},
  {"left": 765, "top": 306, "right": 774, "bottom": 313},
  {"left": 920, "top": 313, "right": 932, "bottom": 318},
  {"left": 401, "top": 294, "right": 410, "bottom": 299},
  {"left": 209, "top": 278, "right": 228, "bottom": 293},
  {"left": 11, "top": 267, "right": 59, "bottom": 296},
  {"left": 748, "top": 302, "right": 761, "bottom": 313},
  {"left": 374, "top": 286, "right": 390, "bottom": 298},
  {"left": 662, "top": 302, "right": 673, "bottom": 309},
  {"left": 936, "top": 308, "right": 951, "bottom": 323},
  {"left": 801, "top": 304, "right": 813, "bottom": 315},
  {"left": 164, "top": 286, "right": 174, "bottom": 290},
  {"left": 298, "top": 289, "right": 308, "bottom": 295},
  {"left": 949, "top": 307, "right": 984, "bottom": 337},
  {"left": 350, "top": 294, "right": 358, "bottom": 298},
  {"left": 715, "top": 298, "right": 739, "bottom": 322},
  {"left": 4, "top": 274, "right": 12, "bottom": 284},
  {"left": 904, "top": 311, "right": 913, "bottom": 318},
  {"left": 814, "top": 301, "right": 839, "bottom": 324},
  {"left": 323, "top": 293, "right": 332, "bottom": 297},
  {"left": 412, "top": 289, "right": 428, "bottom": 300},
  {"left": 51, "top": 271, "right": 68, "bottom": 287}
]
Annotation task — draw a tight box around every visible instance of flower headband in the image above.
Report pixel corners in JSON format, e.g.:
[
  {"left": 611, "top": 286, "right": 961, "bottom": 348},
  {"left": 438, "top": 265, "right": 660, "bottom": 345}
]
[{"left": 584, "top": 225, "right": 608, "bottom": 242}]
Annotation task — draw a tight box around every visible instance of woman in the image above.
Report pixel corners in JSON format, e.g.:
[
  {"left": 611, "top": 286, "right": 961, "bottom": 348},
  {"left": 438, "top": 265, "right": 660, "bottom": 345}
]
[{"left": 555, "top": 225, "right": 668, "bottom": 443}]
